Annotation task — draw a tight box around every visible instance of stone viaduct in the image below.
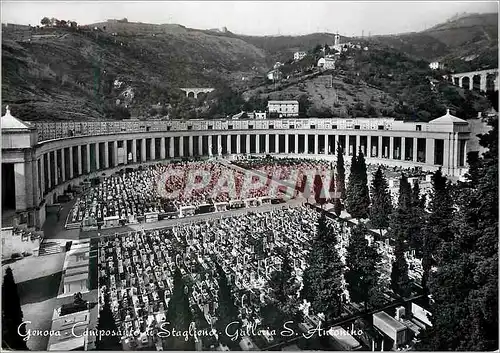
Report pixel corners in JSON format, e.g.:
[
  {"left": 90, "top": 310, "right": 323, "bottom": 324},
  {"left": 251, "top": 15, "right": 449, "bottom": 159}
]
[
  {"left": 446, "top": 68, "right": 498, "bottom": 92},
  {"left": 179, "top": 88, "right": 215, "bottom": 99}
]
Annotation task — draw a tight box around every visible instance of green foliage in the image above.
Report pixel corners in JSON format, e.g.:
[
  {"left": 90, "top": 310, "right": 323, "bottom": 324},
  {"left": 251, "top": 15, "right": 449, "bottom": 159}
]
[
  {"left": 345, "top": 223, "right": 382, "bottom": 309},
  {"left": 165, "top": 268, "right": 195, "bottom": 350},
  {"left": 2, "top": 268, "right": 28, "bottom": 350},
  {"left": 302, "top": 212, "right": 343, "bottom": 320},
  {"left": 369, "top": 166, "right": 393, "bottom": 230}
]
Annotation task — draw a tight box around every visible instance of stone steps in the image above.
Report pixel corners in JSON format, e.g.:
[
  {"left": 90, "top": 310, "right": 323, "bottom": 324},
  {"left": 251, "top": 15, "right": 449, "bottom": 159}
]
[{"left": 39, "top": 241, "right": 62, "bottom": 256}]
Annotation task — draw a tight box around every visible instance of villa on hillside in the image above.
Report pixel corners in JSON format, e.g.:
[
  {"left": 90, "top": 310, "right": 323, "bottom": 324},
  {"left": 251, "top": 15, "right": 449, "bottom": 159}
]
[{"left": 294, "top": 51, "right": 307, "bottom": 61}]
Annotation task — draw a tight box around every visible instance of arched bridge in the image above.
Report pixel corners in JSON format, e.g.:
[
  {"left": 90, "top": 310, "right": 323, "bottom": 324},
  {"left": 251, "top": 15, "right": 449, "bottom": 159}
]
[
  {"left": 445, "top": 68, "right": 498, "bottom": 92},
  {"left": 180, "top": 87, "right": 215, "bottom": 99}
]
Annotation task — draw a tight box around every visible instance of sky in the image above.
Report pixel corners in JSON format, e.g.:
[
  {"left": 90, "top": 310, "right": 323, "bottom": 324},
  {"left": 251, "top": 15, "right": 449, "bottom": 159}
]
[{"left": 1, "top": 1, "right": 498, "bottom": 36}]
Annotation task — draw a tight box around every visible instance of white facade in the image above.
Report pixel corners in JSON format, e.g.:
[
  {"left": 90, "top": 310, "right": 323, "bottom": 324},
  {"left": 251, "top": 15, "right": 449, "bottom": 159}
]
[
  {"left": 429, "top": 62, "right": 444, "bottom": 70},
  {"left": 267, "top": 70, "right": 281, "bottom": 81},
  {"left": 318, "top": 57, "right": 335, "bottom": 70},
  {"left": 294, "top": 51, "right": 307, "bottom": 61},
  {"left": 267, "top": 100, "right": 299, "bottom": 117}
]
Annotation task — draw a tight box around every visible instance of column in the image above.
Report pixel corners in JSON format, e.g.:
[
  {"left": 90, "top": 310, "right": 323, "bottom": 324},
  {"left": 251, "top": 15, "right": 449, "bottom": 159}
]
[
  {"left": 355, "top": 135, "right": 361, "bottom": 155},
  {"left": 413, "top": 138, "right": 418, "bottom": 162},
  {"left": 256, "top": 135, "right": 260, "bottom": 153},
  {"left": 227, "top": 135, "right": 232, "bottom": 154},
  {"left": 344, "top": 133, "right": 349, "bottom": 155},
  {"left": 208, "top": 135, "right": 212, "bottom": 156},
  {"left": 324, "top": 135, "right": 328, "bottom": 154},
  {"left": 123, "top": 140, "right": 128, "bottom": 165},
  {"left": 295, "top": 134, "right": 299, "bottom": 154},
  {"left": 141, "top": 138, "right": 146, "bottom": 162},
  {"left": 14, "top": 163, "right": 26, "bottom": 210},
  {"left": 198, "top": 136, "right": 203, "bottom": 156},
  {"left": 468, "top": 75, "right": 474, "bottom": 90},
  {"left": 367, "top": 136, "right": 372, "bottom": 158},
  {"left": 77, "top": 145, "right": 82, "bottom": 175},
  {"left": 86, "top": 144, "right": 91, "bottom": 172},
  {"left": 188, "top": 136, "right": 193, "bottom": 156},
  {"left": 452, "top": 133, "right": 459, "bottom": 173},
  {"left": 314, "top": 134, "right": 318, "bottom": 154},
  {"left": 104, "top": 142, "right": 110, "bottom": 168},
  {"left": 179, "top": 136, "right": 184, "bottom": 157},
  {"left": 246, "top": 135, "right": 251, "bottom": 154},
  {"left": 389, "top": 137, "right": 394, "bottom": 159},
  {"left": 333, "top": 135, "right": 337, "bottom": 154},
  {"left": 480, "top": 74, "right": 487, "bottom": 92},
  {"left": 151, "top": 138, "right": 156, "bottom": 160},
  {"left": 47, "top": 152, "right": 52, "bottom": 188},
  {"left": 40, "top": 156, "right": 45, "bottom": 196},
  {"left": 61, "top": 148, "right": 66, "bottom": 182},
  {"left": 401, "top": 137, "right": 406, "bottom": 161},
  {"left": 265, "top": 134, "right": 269, "bottom": 153},
  {"left": 160, "top": 137, "right": 166, "bottom": 159},
  {"left": 113, "top": 141, "right": 118, "bottom": 166},
  {"left": 95, "top": 143, "right": 100, "bottom": 170},
  {"left": 131, "top": 140, "right": 136, "bottom": 163},
  {"left": 53, "top": 150, "right": 59, "bottom": 185},
  {"left": 305, "top": 135, "right": 309, "bottom": 154},
  {"left": 169, "top": 137, "right": 174, "bottom": 158},
  {"left": 425, "top": 138, "right": 435, "bottom": 166},
  {"left": 234, "top": 135, "right": 240, "bottom": 154},
  {"left": 285, "top": 134, "right": 289, "bottom": 154},
  {"left": 378, "top": 136, "right": 383, "bottom": 158},
  {"left": 275, "top": 134, "right": 279, "bottom": 153}
]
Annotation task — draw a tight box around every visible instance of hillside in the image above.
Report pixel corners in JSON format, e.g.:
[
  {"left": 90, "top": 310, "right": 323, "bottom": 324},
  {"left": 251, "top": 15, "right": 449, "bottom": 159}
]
[
  {"left": 1, "top": 22, "right": 268, "bottom": 120},
  {"left": 1, "top": 14, "right": 496, "bottom": 122},
  {"left": 365, "top": 12, "right": 498, "bottom": 72}
]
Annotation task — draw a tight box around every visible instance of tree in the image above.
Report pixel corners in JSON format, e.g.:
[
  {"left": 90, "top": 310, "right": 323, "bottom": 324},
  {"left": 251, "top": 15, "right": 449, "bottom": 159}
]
[
  {"left": 418, "top": 116, "right": 498, "bottom": 350},
  {"left": 41, "top": 17, "right": 50, "bottom": 26},
  {"left": 215, "top": 263, "right": 240, "bottom": 347},
  {"left": 333, "top": 197, "right": 342, "bottom": 216},
  {"left": 345, "top": 150, "right": 370, "bottom": 219},
  {"left": 2, "top": 268, "right": 28, "bottom": 350},
  {"left": 389, "top": 174, "right": 413, "bottom": 298},
  {"left": 421, "top": 168, "right": 454, "bottom": 292},
  {"left": 345, "top": 223, "right": 382, "bottom": 310},
  {"left": 409, "top": 180, "right": 425, "bottom": 256},
  {"left": 96, "top": 291, "right": 121, "bottom": 350},
  {"left": 369, "top": 166, "right": 392, "bottom": 232},
  {"left": 301, "top": 212, "right": 343, "bottom": 320},
  {"left": 165, "top": 268, "right": 195, "bottom": 350},
  {"left": 269, "top": 249, "right": 300, "bottom": 316},
  {"left": 336, "top": 142, "right": 346, "bottom": 200}
]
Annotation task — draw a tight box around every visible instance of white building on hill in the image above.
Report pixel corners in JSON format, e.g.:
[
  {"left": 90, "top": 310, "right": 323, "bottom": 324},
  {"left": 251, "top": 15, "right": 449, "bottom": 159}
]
[{"left": 267, "top": 100, "right": 299, "bottom": 118}]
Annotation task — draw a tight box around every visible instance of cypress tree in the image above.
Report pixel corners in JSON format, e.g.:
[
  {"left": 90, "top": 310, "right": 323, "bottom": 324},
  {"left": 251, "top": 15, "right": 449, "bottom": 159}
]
[
  {"left": 389, "top": 174, "right": 413, "bottom": 298},
  {"left": 345, "top": 223, "right": 382, "bottom": 310},
  {"left": 370, "top": 166, "right": 393, "bottom": 232},
  {"left": 409, "top": 180, "right": 425, "bottom": 256},
  {"left": 269, "top": 250, "right": 299, "bottom": 316},
  {"left": 215, "top": 263, "right": 241, "bottom": 347},
  {"left": 302, "top": 212, "right": 343, "bottom": 320},
  {"left": 2, "top": 267, "right": 28, "bottom": 350},
  {"left": 418, "top": 116, "right": 498, "bottom": 351},
  {"left": 421, "top": 168, "right": 454, "bottom": 292},
  {"left": 96, "top": 291, "right": 121, "bottom": 350},
  {"left": 346, "top": 150, "right": 370, "bottom": 219},
  {"left": 336, "top": 142, "right": 346, "bottom": 200},
  {"left": 165, "top": 268, "right": 195, "bottom": 350},
  {"left": 345, "top": 154, "right": 358, "bottom": 216}
]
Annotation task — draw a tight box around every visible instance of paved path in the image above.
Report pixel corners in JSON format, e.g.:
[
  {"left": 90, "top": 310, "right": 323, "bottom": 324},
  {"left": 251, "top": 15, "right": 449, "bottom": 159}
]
[{"left": 81, "top": 199, "right": 306, "bottom": 239}]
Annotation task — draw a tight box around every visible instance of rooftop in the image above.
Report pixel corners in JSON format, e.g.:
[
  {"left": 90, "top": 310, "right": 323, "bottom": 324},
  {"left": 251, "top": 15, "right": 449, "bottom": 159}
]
[
  {"left": 1, "top": 106, "right": 32, "bottom": 130},
  {"left": 429, "top": 109, "right": 468, "bottom": 124}
]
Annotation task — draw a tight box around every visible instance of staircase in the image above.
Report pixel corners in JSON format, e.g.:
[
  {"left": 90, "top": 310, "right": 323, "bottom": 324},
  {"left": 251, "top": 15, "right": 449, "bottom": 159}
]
[{"left": 38, "top": 241, "right": 62, "bottom": 256}]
